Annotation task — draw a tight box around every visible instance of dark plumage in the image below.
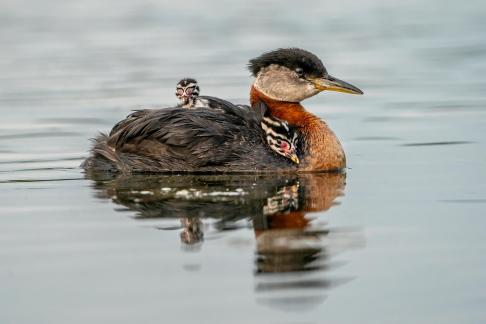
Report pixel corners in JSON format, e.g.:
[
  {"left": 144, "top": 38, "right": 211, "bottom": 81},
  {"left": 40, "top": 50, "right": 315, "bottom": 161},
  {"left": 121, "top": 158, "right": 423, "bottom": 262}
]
[
  {"left": 82, "top": 99, "right": 299, "bottom": 173},
  {"left": 248, "top": 48, "right": 327, "bottom": 78},
  {"left": 175, "top": 78, "right": 299, "bottom": 164}
]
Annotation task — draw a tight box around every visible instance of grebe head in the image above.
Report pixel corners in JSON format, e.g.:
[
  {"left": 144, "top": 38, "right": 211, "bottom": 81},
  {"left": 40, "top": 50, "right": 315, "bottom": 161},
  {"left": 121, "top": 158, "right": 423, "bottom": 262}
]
[
  {"left": 249, "top": 48, "right": 363, "bottom": 102},
  {"left": 176, "top": 78, "right": 200, "bottom": 108},
  {"left": 260, "top": 117, "right": 299, "bottom": 164}
]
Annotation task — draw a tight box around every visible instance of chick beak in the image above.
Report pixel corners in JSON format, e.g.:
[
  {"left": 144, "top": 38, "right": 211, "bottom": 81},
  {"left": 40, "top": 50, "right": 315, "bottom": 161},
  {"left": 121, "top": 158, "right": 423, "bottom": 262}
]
[
  {"left": 289, "top": 153, "right": 300, "bottom": 165},
  {"left": 310, "top": 75, "right": 363, "bottom": 95}
]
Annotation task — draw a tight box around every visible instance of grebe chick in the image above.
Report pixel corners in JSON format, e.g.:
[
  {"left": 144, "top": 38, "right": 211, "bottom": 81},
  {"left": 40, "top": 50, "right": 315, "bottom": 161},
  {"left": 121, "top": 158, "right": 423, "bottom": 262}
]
[{"left": 176, "top": 78, "right": 203, "bottom": 108}]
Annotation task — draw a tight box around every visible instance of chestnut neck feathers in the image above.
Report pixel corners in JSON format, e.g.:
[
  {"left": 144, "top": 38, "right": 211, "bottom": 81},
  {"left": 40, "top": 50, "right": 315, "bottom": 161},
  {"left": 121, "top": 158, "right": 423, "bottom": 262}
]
[{"left": 250, "top": 86, "right": 345, "bottom": 171}]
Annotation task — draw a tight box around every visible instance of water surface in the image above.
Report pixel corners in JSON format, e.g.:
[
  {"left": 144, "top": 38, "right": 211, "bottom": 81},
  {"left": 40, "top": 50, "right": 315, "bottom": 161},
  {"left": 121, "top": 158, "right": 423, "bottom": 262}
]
[{"left": 1, "top": 0, "right": 486, "bottom": 323}]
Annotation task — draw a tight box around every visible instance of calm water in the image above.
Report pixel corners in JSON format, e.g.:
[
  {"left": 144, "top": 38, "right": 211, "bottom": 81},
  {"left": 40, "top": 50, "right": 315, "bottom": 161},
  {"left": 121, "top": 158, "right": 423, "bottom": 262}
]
[{"left": 1, "top": 0, "right": 486, "bottom": 323}]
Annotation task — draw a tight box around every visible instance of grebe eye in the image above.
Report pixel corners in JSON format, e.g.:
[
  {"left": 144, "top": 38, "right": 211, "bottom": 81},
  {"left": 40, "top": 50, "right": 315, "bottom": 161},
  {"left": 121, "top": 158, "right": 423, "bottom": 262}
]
[
  {"left": 186, "top": 88, "right": 194, "bottom": 95},
  {"left": 295, "top": 67, "right": 304, "bottom": 77},
  {"left": 280, "top": 141, "right": 290, "bottom": 151},
  {"left": 176, "top": 89, "right": 184, "bottom": 95}
]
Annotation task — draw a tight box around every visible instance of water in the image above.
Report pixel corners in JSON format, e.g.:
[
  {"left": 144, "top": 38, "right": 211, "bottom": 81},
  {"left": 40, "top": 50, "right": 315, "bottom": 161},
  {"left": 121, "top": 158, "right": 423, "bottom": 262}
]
[{"left": 1, "top": 0, "right": 486, "bottom": 323}]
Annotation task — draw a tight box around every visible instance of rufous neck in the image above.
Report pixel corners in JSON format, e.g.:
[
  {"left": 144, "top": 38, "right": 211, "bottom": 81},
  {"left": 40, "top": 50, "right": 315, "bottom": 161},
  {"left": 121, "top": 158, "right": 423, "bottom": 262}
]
[{"left": 250, "top": 86, "right": 310, "bottom": 126}]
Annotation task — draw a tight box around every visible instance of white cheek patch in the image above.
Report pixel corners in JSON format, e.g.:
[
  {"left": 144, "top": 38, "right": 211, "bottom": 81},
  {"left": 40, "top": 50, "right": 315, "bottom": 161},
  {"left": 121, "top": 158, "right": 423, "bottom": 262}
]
[{"left": 254, "top": 65, "right": 320, "bottom": 102}]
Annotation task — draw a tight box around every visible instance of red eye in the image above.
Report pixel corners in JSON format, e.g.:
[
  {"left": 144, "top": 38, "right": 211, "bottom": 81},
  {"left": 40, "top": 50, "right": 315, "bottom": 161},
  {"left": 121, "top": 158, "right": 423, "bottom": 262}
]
[
  {"left": 280, "top": 141, "right": 289, "bottom": 151},
  {"left": 176, "top": 89, "right": 184, "bottom": 95},
  {"left": 186, "top": 88, "right": 193, "bottom": 95}
]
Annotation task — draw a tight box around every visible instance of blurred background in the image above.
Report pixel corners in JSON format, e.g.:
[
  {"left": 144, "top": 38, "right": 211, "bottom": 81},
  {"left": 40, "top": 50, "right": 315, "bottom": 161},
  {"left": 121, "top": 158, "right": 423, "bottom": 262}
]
[{"left": 1, "top": 0, "right": 486, "bottom": 323}]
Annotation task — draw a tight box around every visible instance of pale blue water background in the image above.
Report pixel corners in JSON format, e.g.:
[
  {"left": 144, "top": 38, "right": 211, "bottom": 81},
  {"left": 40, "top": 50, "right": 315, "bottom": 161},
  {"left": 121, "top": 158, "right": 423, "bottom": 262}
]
[{"left": 1, "top": 0, "right": 486, "bottom": 323}]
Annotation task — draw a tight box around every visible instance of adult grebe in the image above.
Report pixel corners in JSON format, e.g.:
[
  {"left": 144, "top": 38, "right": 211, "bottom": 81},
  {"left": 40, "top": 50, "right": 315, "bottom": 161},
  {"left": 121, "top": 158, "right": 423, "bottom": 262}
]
[{"left": 82, "top": 48, "right": 362, "bottom": 173}]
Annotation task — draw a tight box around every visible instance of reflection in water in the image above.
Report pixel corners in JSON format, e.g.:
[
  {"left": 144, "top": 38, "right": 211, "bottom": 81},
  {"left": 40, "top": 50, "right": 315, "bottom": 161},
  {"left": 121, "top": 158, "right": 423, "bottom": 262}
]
[{"left": 86, "top": 171, "right": 362, "bottom": 310}]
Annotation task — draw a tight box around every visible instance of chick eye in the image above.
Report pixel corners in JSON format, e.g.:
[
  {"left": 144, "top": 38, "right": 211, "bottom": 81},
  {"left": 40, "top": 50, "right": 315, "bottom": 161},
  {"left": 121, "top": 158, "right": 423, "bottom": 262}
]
[
  {"left": 280, "top": 141, "right": 290, "bottom": 151},
  {"left": 295, "top": 67, "right": 304, "bottom": 78},
  {"left": 176, "top": 89, "right": 184, "bottom": 95}
]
